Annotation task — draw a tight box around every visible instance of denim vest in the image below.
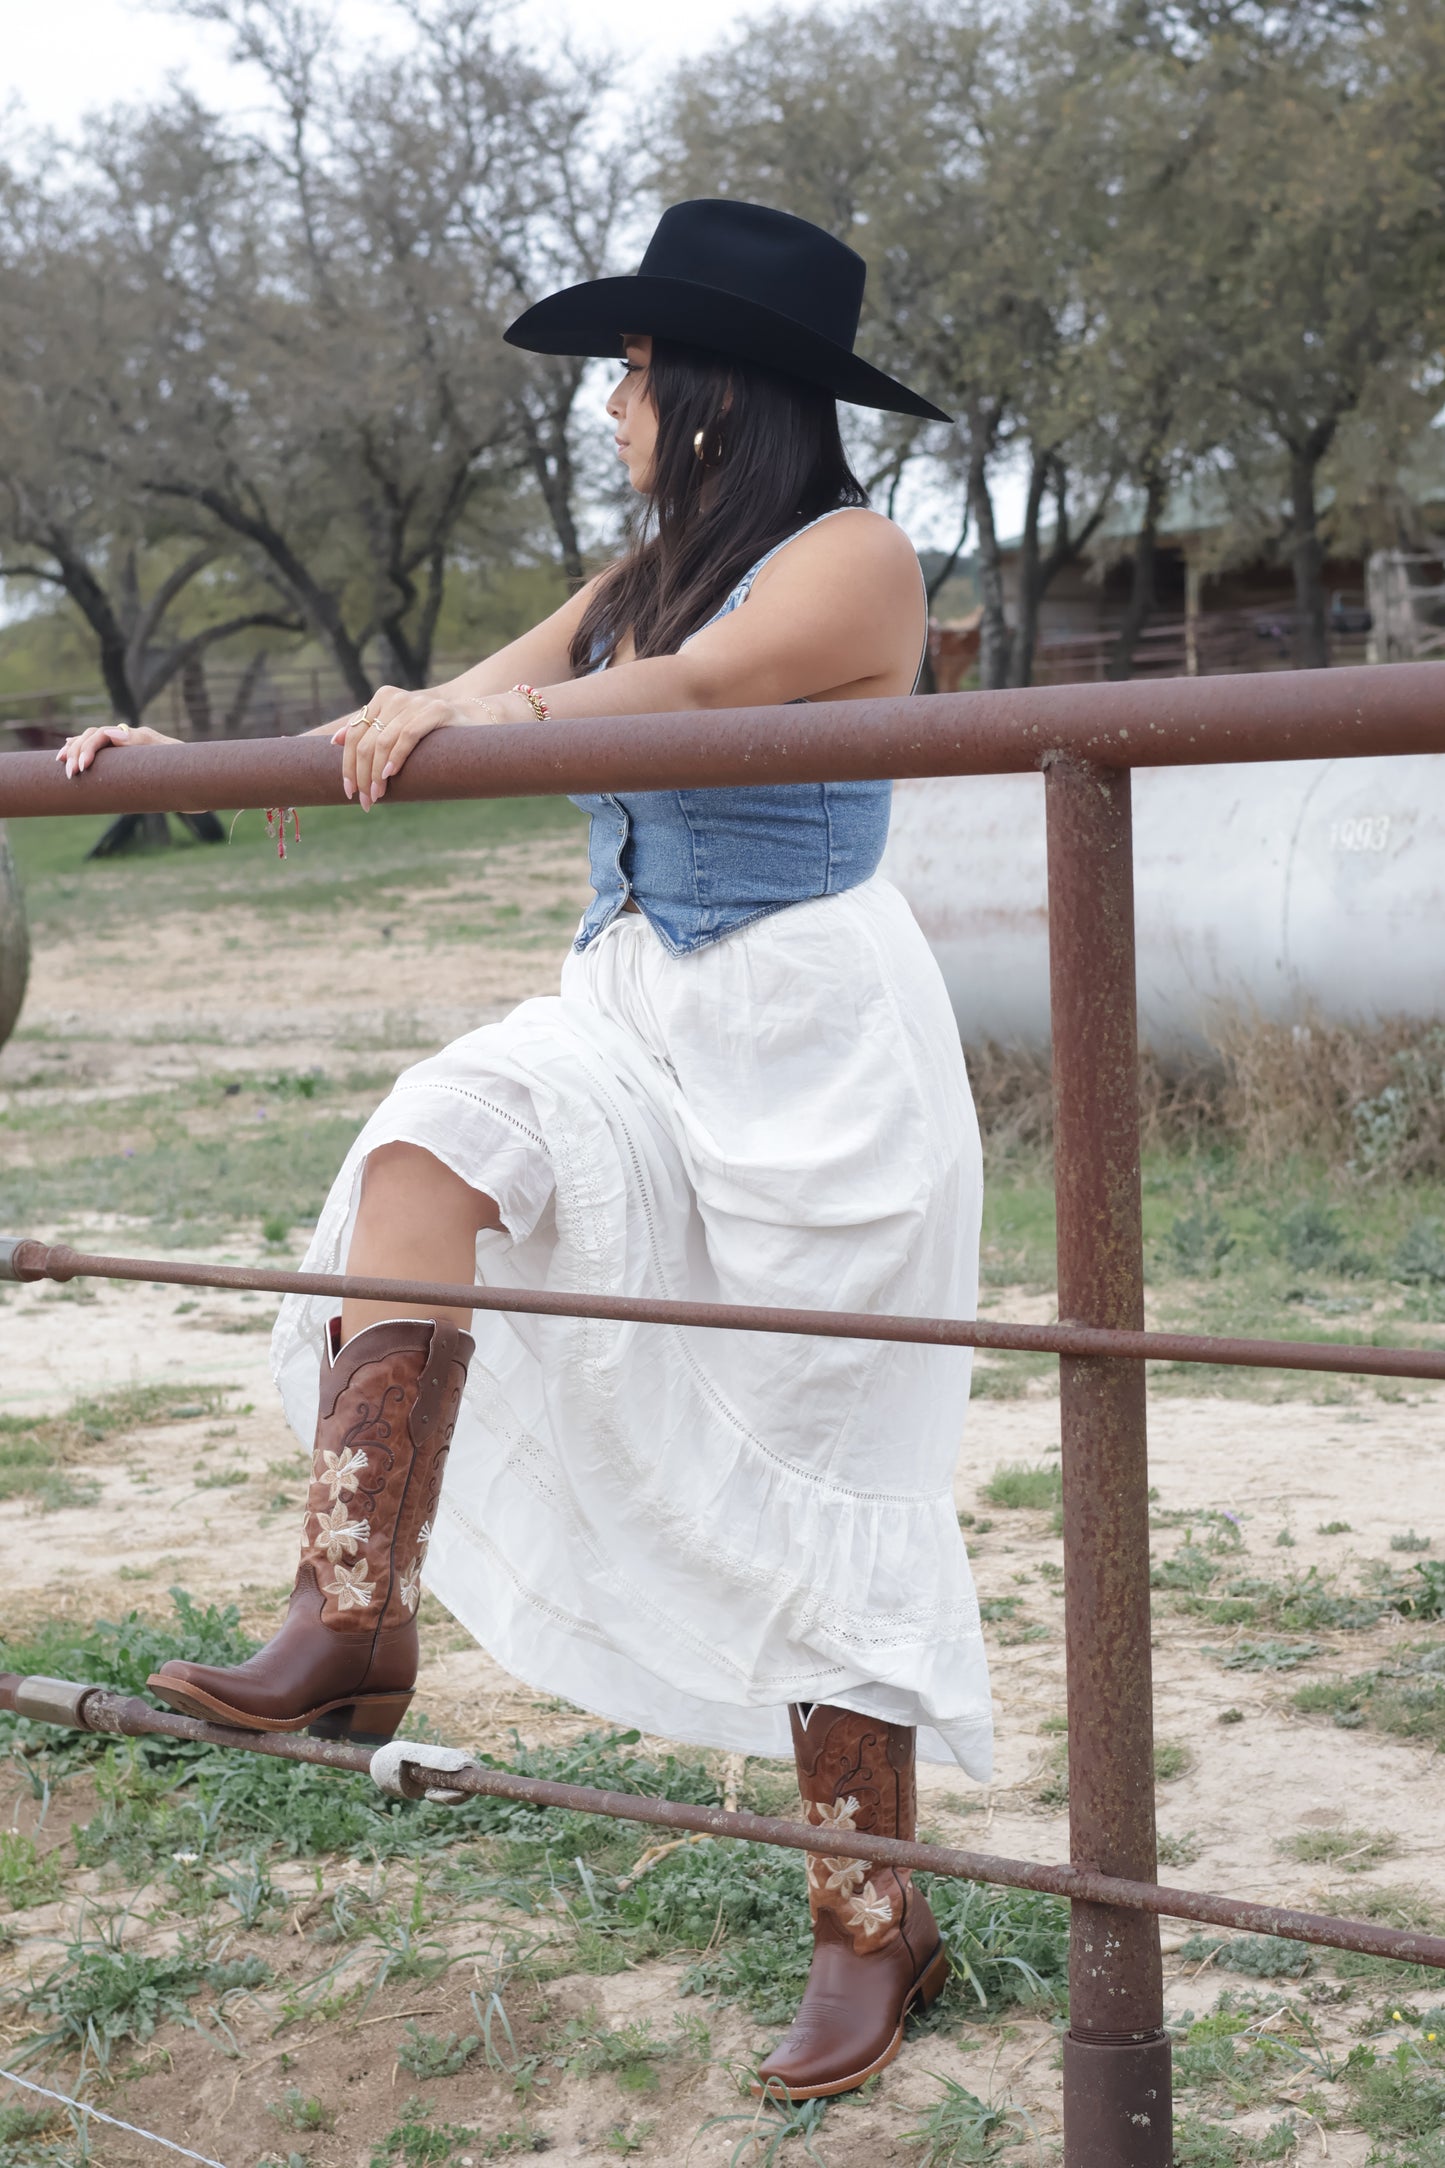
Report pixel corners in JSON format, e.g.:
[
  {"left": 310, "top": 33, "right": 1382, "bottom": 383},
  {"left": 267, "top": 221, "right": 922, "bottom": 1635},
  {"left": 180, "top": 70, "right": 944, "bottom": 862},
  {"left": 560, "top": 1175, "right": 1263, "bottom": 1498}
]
[{"left": 571, "top": 512, "right": 917, "bottom": 957}]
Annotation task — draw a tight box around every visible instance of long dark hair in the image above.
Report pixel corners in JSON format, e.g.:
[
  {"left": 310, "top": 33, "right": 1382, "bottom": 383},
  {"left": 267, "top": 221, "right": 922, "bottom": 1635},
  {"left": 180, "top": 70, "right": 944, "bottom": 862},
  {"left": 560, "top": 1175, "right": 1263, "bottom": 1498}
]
[{"left": 569, "top": 337, "right": 869, "bottom": 673}]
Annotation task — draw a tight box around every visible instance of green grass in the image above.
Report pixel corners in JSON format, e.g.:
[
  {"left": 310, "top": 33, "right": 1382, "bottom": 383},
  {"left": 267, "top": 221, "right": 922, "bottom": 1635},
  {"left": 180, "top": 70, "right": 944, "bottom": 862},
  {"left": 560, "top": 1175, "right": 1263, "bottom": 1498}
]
[
  {"left": 397, "top": 2021, "right": 483, "bottom": 2079},
  {"left": 902, "top": 2078, "right": 1024, "bottom": 2164},
  {"left": 0, "top": 1082, "right": 369, "bottom": 1244},
  {"left": 10, "top": 1919, "right": 268, "bottom": 2075},
  {"left": 975, "top": 1143, "right": 1445, "bottom": 1405},
  {"left": 1176, "top": 1935, "right": 1312, "bottom": 1980},
  {"left": 1282, "top": 1825, "right": 1397, "bottom": 1872},
  {"left": 0, "top": 1382, "right": 235, "bottom": 1508},
  {"left": 7, "top": 795, "right": 585, "bottom": 934},
  {"left": 1152, "top": 1547, "right": 1391, "bottom": 1636},
  {"left": 1172, "top": 2113, "right": 1298, "bottom": 2165},
  {"left": 0, "top": 1585, "right": 257, "bottom": 1713},
  {"left": 0, "top": 2103, "right": 71, "bottom": 2168},
  {"left": 980, "top": 1461, "right": 1062, "bottom": 1511},
  {"left": 1345, "top": 2036, "right": 1445, "bottom": 2142},
  {"left": 0, "top": 1832, "right": 62, "bottom": 1911},
  {"left": 1292, "top": 1652, "right": 1445, "bottom": 1751},
  {"left": 269, "top": 2088, "right": 336, "bottom": 2133},
  {"left": 366, "top": 2093, "right": 548, "bottom": 2166}
]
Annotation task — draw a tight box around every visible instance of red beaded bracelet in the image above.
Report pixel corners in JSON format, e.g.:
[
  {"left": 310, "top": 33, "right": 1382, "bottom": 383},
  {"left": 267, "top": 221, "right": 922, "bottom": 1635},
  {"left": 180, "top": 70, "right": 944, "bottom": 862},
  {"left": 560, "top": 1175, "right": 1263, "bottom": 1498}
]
[{"left": 511, "top": 682, "right": 551, "bottom": 724}]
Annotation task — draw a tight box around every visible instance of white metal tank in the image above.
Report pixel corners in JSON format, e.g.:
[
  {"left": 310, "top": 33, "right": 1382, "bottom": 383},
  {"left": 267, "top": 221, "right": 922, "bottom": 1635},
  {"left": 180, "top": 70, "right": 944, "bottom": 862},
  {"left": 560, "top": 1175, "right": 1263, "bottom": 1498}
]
[{"left": 881, "top": 757, "right": 1445, "bottom": 1056}]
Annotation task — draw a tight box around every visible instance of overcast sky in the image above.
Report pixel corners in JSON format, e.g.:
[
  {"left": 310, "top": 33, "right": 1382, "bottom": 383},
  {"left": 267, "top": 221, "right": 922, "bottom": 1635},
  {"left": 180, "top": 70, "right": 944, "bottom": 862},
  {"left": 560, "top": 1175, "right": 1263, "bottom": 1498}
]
[
  {"left": 1, "top": 0, "right": 780, "bottom": 127},
  {"left": 1, "top": 0, "right": 992, "bottom": 549}
]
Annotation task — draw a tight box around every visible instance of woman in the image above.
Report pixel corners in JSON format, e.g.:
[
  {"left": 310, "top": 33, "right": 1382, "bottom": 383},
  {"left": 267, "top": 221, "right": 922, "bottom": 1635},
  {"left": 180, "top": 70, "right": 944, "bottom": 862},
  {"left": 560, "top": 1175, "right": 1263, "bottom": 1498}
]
[{"left": 58, "top": 199, "right": 991, "bottom": 2101}]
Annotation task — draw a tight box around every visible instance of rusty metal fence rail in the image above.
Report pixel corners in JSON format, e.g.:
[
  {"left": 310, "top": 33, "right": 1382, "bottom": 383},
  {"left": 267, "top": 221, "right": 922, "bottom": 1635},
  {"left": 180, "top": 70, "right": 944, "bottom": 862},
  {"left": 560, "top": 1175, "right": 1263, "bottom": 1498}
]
[{"left": 4, "top": 657, "right": 1445, "bottom": 2168}]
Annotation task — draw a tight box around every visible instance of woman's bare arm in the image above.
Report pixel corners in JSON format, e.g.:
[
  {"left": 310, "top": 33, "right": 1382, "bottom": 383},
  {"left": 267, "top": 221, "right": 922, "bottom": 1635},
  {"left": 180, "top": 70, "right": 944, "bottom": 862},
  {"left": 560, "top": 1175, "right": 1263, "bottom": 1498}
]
[{"left": 346, "top": 513, "right": 922, "bottom": 804}]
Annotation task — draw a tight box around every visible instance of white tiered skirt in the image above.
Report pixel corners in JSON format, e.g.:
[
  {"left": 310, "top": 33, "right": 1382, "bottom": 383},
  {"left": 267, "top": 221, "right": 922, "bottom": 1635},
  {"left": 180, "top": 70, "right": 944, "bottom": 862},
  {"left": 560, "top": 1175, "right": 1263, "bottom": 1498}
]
[{"left": 272, "top": 876, "right": 992, "bottom": 1774}]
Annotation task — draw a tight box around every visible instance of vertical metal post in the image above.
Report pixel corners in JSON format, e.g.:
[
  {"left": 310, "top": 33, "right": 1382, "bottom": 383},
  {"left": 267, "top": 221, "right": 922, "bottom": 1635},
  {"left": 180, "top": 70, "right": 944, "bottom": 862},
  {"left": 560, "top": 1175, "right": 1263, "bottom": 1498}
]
[{"left": 1045, "top": 755, "right": 1172, "bottom": 2168}]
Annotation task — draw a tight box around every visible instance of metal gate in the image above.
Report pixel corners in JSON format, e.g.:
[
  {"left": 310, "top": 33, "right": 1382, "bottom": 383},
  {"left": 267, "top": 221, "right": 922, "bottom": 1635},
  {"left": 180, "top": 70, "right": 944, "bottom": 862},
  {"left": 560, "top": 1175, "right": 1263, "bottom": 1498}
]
[{"left": 4, "top": 658, "right": 1444, "bottom": 2166}]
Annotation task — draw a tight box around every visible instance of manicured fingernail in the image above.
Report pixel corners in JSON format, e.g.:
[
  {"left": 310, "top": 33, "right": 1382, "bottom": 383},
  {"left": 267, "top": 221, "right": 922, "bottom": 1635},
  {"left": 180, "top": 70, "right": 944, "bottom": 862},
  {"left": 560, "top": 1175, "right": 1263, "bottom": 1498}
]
[
  {"left": 343, "top": 778, "right": 354, "bottom": 800},
  {"left": 381, "top": 762, "right": 394, "bottom": 780},
  {"left": 359, "top": 791, "right": 370, "bottom": 810}
]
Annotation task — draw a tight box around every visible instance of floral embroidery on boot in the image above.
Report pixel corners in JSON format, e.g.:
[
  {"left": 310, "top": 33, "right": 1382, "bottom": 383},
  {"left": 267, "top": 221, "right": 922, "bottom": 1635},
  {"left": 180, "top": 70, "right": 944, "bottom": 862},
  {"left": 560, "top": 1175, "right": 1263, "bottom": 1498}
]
[
  {"left": 795, "top": 1715, "right": 912, "bottom": 1957},
  {"left": 310, "top": 1504, "right": 371, "bottom": 1560},
  {"left": 323, "top": 1559, "right": 378, "bottom": 1611},
  {"left": 320, "top": 1445, "right": 371, "bottom": 1500}
]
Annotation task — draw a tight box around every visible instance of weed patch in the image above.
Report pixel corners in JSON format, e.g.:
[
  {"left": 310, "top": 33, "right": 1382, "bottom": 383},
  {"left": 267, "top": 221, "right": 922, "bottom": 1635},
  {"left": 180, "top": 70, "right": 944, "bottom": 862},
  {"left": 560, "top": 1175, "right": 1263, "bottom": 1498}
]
[
  {"left": 1177, "top": 1934, "right": 1311, "bottom": 1979},
  {"left": 0, "top": 2103, "right": 70, "bottom": 2168},
  {"left": 7, "top": 1916, "right": 267, "bottom": 2074},
  {"left": 926, "top": 1879, "right": 1068, "bottom": 2014},
  {"left": 0, "top": 1383, "right": 233, "bottom": 1510},
  {"left": 980, "top": 1462, "right": 1061, "bottom": 1511},
  {"left": 0, "top": 1588, "right": 256, "bottom": 1764},
  {"left": 1344, "top": 2036, "right": 1445, "bottom": 2141},
  {"left": 902, "top": 2076, "right": 1027, "bottom": 2163},
  {"left": 367, "top": 2092, "right": 546, "bottom": 2165},
  {"left": 1293, "top": 1652, "right": 1445, "bottom": 1751},
  {"left": 397, "top": 2020, "right": 482, "bottom": 2079},
  {"left": 1282, "top": 1826, "right": 1397, "bottom": 1872},
  {"left": 0, "top": 1832, "right": 62, "bottom": 1911},
  {"left": 1276, "top": 1199, "right": 1373, "bottom": 1276},
  {"left": 1383, "top": 1559, "right": 1445, "bottom": 1622}
]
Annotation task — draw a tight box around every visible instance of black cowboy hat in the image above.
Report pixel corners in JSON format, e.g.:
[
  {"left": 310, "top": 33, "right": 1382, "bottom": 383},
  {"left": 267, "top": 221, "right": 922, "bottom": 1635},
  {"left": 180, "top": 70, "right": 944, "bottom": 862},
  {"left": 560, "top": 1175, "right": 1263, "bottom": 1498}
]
[{"left": 504, "top": 199, "right": 951, "bottom": 425}]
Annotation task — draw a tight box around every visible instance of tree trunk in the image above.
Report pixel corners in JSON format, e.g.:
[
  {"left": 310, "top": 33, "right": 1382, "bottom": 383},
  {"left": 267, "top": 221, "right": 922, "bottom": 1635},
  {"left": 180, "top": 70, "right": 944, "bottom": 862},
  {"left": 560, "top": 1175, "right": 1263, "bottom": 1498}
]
[
  {"left": 88, "top": 813, "right": 174, "bottom": 857},
  {"left": 0, "top": 823, "right": 30, "bottom": 1053},
  {"left": 1288, "top": 437, "right": 1332, "bottom": 669},
  {"left": 146, "top": 482, "right": 375, "bottom": 705},
  {"left": 46, "top": 542, "right": 142, "bottom": 725},
  {"left": 182, "top": 654, "right": 213, "bottom": 735},
  {"left": 519, "top": 368, "right": 589, "bottom": 592},
  {"left": 1107, "top": 469, "right": 1167, "bottom": 681},
  {"left": 967, "top": 405, "right": 1010, "bottom": 690},
  {"left": 1009, "top": 450, "right": 1051, "bottom": 690}
]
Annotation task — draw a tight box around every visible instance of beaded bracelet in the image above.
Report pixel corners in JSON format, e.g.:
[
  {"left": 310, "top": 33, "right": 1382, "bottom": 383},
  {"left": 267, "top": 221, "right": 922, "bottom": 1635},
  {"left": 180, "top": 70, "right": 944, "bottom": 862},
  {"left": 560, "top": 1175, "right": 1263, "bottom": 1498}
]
[{"left": 511, "top": 682, "right": 551, "bottom": 724}]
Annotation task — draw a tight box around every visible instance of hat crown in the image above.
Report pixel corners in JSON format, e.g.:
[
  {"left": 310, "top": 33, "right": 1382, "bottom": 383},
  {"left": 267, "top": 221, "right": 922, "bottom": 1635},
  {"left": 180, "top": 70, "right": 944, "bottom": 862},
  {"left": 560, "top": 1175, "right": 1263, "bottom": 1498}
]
[{"left": 638, "top": 200, "right": 865, "bottom": 354}]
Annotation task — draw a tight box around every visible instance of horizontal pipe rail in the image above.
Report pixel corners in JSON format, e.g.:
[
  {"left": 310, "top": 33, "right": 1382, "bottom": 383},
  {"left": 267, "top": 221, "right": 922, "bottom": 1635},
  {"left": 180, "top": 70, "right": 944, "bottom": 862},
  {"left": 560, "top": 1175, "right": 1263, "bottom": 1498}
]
[
  {"left": 3, "top": 661, "right": 1445, "bottom": 818},
  {"left": 4, "top": 1239, "right": 1443, "bottom": 1382},
  {"left": 1, "top": 1675, "right": 1441, "bottom": 1974}
]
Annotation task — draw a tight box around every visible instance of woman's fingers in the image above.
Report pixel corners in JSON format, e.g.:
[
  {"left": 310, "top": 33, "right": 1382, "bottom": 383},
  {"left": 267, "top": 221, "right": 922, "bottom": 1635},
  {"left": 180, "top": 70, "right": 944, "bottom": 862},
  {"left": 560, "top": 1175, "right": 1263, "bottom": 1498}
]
[
  {"left": 340, "top": 716, "right": 367, "bottom": 801},
  {"left": 340, "top": 686, "right": 400, "bottom": 806},
  {"left": 56, "top": 723, "right": 137, "bottom": 776},
  {"left": 333, "top": 688, "right": 454, "bottom": 808}
]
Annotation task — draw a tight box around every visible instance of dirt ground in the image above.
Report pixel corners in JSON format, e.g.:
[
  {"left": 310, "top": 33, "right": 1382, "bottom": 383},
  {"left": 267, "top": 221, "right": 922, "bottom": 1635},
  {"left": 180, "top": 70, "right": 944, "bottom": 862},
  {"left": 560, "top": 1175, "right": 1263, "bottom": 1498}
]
[{"left": 3, "top": 832, "right": 1444, "bottom": 2167}]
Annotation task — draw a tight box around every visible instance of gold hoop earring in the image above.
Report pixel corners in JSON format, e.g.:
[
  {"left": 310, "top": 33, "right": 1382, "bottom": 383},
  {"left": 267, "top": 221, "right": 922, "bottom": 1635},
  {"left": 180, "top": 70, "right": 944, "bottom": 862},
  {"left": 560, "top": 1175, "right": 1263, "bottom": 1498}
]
[{"left": 693, "top": 428, "right": 707, "bottom": 462}]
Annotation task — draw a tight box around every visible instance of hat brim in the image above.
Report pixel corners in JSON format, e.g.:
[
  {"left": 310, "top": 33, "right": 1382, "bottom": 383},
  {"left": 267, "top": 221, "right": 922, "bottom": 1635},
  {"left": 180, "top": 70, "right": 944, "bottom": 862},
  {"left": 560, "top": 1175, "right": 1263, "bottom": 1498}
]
[{"left": 505, "top": 275, "right": 952, "bottom": 425}]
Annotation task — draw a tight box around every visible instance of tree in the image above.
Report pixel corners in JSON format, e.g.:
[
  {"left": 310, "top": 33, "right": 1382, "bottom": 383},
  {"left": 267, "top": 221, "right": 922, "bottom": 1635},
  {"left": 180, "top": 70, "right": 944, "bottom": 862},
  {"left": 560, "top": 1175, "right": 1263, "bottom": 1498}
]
[
  {"left": 126, "top": 0, "right": 638, "bottom": 685},
  {"left": 1138, "top": 0, "right": 1445, "bottom": 664},
  {"left": 657, "top": 0, "right": 1127, "bottom": 686},
  {"left": 0, "top": 163, "right": 299, "bottom": 726}
]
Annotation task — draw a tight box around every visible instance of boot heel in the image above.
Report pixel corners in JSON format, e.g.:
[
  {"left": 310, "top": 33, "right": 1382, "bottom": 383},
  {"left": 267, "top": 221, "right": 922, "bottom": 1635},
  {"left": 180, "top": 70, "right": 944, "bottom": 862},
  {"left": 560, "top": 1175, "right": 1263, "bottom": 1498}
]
[
  {"left": 915, "top": 1941, "right": 951, "bottom": 2011},
  {"left": 308, "top": 1691, "right": 414, "bottom": 1745}
]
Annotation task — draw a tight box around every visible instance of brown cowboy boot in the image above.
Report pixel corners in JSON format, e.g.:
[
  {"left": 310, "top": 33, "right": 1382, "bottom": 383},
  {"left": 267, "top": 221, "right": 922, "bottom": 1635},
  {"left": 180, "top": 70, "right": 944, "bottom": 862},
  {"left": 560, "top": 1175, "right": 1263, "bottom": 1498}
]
[
  {"left": 148, "top": 1317, "right": 473, "bottom": 1743},
  {"left": 755, "top": 1704, "right": 949, "bottom": 2100}
]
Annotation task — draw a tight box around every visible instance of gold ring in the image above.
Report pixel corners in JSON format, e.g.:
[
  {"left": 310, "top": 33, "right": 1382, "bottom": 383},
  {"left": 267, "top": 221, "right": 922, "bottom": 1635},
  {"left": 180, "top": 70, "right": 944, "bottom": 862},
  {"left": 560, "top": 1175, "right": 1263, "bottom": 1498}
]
[{"left": 355, "top": 707, "right": 377, "bottom": 730}]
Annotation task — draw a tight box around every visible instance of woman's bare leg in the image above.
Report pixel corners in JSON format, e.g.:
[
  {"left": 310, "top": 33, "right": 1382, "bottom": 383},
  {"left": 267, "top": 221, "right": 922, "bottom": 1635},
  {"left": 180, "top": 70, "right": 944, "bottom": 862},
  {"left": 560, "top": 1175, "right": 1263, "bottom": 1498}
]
[{"left": 342, "top": 1141, "right": 502, "bottom": 1340}]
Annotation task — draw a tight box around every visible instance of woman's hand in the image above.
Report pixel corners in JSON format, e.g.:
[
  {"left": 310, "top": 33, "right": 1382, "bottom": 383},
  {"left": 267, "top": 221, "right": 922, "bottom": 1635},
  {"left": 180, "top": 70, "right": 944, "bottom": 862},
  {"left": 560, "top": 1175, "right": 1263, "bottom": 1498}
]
[
  {"left": 331, "top": 685, "right": 527, "bottom": 808},
  {"left": 56, "top": 721, "right": 175, "bottom": 777}
]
